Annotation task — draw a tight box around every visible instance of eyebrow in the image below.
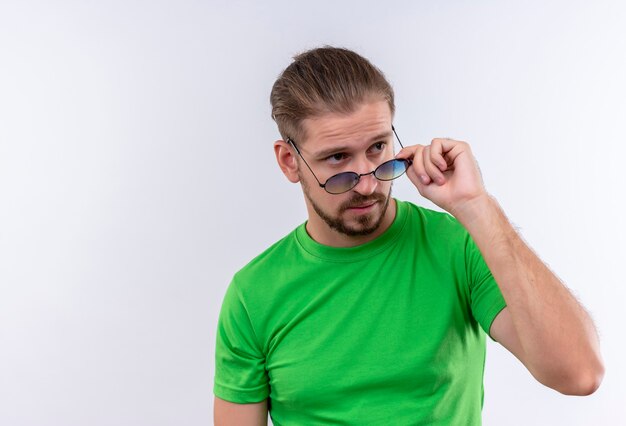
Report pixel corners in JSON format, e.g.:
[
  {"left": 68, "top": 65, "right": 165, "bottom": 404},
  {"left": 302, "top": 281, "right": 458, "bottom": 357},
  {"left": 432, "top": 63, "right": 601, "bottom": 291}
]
[{"left": 312, "top": 131, "right": 393, "bottom": 159}]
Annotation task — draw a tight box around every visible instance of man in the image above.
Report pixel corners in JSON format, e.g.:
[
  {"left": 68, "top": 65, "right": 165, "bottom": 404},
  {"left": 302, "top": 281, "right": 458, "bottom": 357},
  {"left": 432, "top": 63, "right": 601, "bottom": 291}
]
[{"left": 213, "top": 47, "right": 604, "bottom": 425}]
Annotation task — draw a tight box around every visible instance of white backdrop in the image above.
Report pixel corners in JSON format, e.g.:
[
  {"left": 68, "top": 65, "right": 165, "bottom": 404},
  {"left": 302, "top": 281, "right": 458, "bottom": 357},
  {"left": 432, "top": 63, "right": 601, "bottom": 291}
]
[{"left": 1, "top": 1, "right": 625, "bottom": 425}]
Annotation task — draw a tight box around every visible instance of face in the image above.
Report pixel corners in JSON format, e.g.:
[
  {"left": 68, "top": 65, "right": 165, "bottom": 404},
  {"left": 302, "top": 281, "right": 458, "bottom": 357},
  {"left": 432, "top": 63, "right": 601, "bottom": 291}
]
[{"left": 295, "top": 100, "right": 396, "bottom": 244}]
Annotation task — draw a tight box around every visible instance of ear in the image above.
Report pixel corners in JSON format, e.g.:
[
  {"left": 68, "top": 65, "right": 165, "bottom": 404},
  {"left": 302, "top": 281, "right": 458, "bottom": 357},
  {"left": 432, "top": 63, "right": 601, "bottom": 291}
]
[{"left": 274, "top": 140, "right": 300, "bottom": 183}]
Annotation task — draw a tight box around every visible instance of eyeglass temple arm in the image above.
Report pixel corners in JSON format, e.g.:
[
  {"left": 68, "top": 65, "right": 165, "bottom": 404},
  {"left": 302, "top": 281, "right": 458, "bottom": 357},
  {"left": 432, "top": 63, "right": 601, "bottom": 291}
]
[
  {"left": 392, "top": 126, "right": 413, "bottom": 165},
  {"left": 286, "top": 138, "right": 326, "bottom": 188},
  {"left": 392, "top": 125, "right": 404, "bottom": 148}
]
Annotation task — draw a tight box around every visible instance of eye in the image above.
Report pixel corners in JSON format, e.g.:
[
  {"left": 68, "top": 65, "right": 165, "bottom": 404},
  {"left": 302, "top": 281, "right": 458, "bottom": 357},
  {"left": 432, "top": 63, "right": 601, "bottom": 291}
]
[
  {"left": 325, "top": 152, "right": 347, "bottom": 164},
  {"left": 370, "top": 142, "right": 386, "bottom": 153}
]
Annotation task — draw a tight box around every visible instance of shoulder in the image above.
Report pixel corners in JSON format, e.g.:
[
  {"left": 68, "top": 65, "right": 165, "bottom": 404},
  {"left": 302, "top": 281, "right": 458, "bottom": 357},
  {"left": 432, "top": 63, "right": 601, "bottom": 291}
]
[{"left": 231, "top": 225, "right": 303, "bottom": 294}]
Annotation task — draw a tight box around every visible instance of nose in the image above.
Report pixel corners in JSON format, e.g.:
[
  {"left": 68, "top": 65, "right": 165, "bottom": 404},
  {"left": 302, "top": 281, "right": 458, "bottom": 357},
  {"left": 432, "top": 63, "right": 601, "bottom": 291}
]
[{"left": 352, "top": 164, "right": 379, "bottom": 196}]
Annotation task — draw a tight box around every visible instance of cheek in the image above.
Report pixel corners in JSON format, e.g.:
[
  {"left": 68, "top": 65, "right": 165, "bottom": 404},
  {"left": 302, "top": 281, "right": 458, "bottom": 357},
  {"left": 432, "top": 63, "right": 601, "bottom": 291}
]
[
  {"left": 299, "top": 171, "right": 318, "bottom": 192},
  {"left": 316, "top": 191, "right": 347, "bottom": 213},
  {"left": 322, "top": 192, "right": 344, "bottom": 209}
]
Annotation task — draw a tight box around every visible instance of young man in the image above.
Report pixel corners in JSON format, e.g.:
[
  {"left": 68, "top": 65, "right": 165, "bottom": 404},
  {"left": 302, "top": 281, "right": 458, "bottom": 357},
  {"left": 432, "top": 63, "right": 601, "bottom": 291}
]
[{"left": 213, "top": 47, "right": 604, "bottom": 425}]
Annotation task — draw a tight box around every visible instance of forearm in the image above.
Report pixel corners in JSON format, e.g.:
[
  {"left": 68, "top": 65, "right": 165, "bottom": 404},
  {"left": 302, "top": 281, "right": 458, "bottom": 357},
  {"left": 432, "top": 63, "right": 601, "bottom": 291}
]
[{"left": 452, "top": 194, "right": 604, "bottom": 393}]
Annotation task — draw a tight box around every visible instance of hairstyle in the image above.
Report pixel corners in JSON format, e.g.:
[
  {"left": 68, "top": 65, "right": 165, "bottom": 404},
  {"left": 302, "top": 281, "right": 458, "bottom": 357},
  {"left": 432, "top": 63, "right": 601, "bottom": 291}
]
[{"left": 270, "top": 46, "right": 395, "bottom": 143}]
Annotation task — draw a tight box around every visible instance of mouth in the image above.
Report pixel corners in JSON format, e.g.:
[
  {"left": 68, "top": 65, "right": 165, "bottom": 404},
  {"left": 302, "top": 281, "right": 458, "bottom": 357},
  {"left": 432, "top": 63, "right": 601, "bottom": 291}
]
[{"left": 345, "top": 201, "right": 378, "bottom": 213}]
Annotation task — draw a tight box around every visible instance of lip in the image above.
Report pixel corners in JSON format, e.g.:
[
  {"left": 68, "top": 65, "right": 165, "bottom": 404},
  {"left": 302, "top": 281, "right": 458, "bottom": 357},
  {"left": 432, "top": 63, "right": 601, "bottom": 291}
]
[{"left": 346, "top": 201, "right": 377, "bottom": 213}]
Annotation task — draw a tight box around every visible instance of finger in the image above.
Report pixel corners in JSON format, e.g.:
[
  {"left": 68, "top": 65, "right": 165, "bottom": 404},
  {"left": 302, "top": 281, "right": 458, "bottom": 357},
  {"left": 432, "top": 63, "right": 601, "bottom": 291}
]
[
  {"left": 408, "top": 144, "right": 432, "bottom": 185},
  {"left": 395, "top": 145, "right": 417, "bottom": 160},
  {"left": 431, "top": 138, "right": 468, "bottom": 167},
  {"left": 423, "top": 145, "right": 446, "bottom": 185},
  {"left": 429, "top": 139, "right": 448, "bottom": 171}
]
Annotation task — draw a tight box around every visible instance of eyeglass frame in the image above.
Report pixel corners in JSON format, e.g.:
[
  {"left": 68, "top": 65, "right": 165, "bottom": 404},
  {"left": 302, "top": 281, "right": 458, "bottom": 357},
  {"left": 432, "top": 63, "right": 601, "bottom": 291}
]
[{"left": 286, "top": 125, "right": 412, "bottom": 195}]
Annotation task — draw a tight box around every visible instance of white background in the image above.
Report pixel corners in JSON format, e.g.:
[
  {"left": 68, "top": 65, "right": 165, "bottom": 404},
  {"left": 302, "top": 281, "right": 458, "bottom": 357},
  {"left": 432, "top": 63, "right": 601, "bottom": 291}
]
[{"left": 1, "top": 1, "right": 625, "bottom": 425}]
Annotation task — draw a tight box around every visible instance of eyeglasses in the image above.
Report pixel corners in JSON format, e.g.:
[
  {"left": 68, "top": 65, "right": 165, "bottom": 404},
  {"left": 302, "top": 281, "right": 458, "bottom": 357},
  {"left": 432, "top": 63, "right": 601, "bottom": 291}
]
[{"left": 286, "top": 126, "right": 412, "bottom": 194}]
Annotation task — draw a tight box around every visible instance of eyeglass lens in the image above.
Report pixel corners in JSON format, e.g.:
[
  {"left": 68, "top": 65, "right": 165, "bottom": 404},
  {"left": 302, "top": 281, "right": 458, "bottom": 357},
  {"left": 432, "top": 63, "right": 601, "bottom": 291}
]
[{"left": 324, "top": 158, "right": 410, "bottom": 194}]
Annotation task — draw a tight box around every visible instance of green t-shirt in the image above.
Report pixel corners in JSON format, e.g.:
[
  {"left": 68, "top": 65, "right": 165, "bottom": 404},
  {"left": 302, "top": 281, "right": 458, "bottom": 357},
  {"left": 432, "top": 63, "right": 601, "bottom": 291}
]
[{"left": 214, "top": 199, "right": 506, "bottom": 425}]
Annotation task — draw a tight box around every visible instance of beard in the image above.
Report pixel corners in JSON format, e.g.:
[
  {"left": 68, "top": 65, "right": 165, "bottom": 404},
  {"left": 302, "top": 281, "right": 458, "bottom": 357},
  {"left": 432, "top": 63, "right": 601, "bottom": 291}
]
[{"left": 300, "top": 174, "right": 393, "bottom": 237}]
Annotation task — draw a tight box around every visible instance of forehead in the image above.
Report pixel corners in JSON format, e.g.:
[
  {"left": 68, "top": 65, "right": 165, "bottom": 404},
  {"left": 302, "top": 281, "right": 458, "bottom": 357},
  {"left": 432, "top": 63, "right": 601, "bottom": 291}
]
[{"left": 300, "top": 100, "right": 393, "bottom": 151}]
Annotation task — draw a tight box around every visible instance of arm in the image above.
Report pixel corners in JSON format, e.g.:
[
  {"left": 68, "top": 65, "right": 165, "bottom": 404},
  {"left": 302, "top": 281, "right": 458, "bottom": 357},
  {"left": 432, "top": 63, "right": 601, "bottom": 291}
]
[
  {"left": 214, "top": 396, "right": 268, "bottom": 426},
  {"left": 455, "top": 194, "right": 604, "bottom": 395},
  {"left": 396, "top": 138, "right": 604, "bottom": 395}
]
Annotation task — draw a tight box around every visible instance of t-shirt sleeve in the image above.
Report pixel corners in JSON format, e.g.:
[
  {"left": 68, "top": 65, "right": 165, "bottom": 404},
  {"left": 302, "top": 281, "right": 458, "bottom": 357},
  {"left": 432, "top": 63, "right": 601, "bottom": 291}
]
[
  {"left": 213, "top": 278, "right": 270, "bottom": 403},
  {"left": 464, "top": 233, "right": 507, "bottom": 341}
]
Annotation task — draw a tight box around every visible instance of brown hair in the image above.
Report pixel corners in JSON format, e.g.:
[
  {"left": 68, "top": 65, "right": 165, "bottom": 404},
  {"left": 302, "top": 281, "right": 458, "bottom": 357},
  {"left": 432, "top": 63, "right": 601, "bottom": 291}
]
[{"left": 270, "top": 46, "right": 395, "bottom": 143}]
